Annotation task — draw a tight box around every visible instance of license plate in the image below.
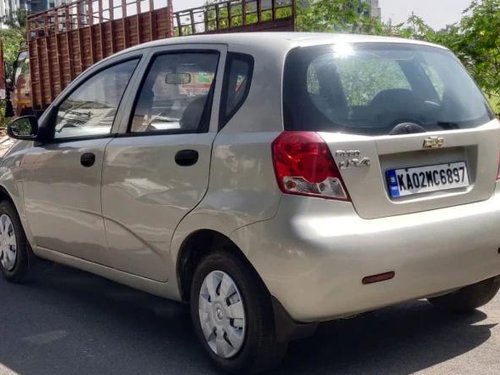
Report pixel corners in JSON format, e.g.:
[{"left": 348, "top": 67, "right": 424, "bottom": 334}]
[{"left": 386, "top": 161, "right": 469, "bottom": 198}]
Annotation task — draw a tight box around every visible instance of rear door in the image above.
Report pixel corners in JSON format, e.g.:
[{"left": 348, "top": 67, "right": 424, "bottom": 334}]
[
  {"left": 284, "top": 42, "right": 500, "bottom": 219},
  {"left": 101, "top": 45, "right": 226, "bottom": 281}
]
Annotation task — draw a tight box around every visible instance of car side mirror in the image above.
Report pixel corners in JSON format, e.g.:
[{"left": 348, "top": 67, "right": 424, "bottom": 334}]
[{"left": 7, "top": 116, "right": 39, "bottom": 140}]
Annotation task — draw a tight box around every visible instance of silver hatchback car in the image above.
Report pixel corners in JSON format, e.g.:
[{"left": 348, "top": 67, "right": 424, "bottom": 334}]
[{"left": 2, "top": 33, "right": 500, "bottom": 373}]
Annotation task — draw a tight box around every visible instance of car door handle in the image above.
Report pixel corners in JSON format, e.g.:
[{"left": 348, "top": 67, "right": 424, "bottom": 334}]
[
  {"left": 175, "top": 149, "right": 199, "bottom": 167},
  {"left": 80, "top": 152, "right": 96, "bottom": 167}
]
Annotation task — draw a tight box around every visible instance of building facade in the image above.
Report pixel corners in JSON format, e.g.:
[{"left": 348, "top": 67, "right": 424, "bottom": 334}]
[
  {"left": 366, "top": 0, "right": 381, "bottom": 19},
  {"left": 0, "top": 0, "right": 26, "bottom": 28}
]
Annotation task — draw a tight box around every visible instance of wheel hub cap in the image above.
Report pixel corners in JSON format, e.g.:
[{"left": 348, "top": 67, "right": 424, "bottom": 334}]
[
  {"left": 215, "top": 308, "right": 223, "bottom": 321},
  {"left": 198, "top": 270, "right": 246, "bottom": 359},
  {"left": 0, "top": 214, "right": 17, "bottom": 272}
]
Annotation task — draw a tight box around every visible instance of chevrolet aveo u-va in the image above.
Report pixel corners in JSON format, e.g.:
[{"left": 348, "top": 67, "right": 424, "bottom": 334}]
[{"left": 2, "top": 33, "right": 500, "bottom": 373}]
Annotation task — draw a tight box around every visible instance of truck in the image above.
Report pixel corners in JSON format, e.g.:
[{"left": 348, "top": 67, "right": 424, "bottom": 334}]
[{"left": 1, "top": 0, "right": 295, "bottom": 117}]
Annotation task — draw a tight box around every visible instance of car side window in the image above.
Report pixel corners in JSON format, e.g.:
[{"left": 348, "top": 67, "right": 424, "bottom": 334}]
[
  {"left": 220, "top": 53, "right": 254, "bottom": 129},
  {"left": 54, "top": 59, "right": 139, "bottom": 139},
  {"left": 130, "top": 52, "right": 219, "bottom": 134}
]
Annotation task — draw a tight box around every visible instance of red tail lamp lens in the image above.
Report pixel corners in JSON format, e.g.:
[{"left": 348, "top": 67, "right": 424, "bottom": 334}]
[{"left": 272, "top": 131, "right": 349, "bottom": 200}]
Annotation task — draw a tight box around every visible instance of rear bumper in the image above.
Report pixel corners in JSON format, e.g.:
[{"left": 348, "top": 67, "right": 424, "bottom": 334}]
[{"left": 231, "top": 191, "right": 500, "bottom": 322}]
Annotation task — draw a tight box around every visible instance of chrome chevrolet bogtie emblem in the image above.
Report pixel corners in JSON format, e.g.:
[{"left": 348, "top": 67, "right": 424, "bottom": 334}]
[{"left": 423, "top": 136, "right": 445, "bottom": 149}]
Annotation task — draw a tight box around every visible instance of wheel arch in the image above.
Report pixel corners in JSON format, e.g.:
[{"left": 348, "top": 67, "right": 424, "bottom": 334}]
[
  {"left": 0, "top": 184, "right": 23, "bottom": 219},
  {"left": 176, "top": 229, "right": 270, "bottom": 303},
  {"left": 0, "top": 182, "right": 34, "bottom": 249},
  {"left": 0, "top": 185, "right": 14, "bottom": 203},
  {"left": 176, "top": 227, "right": 318, "bottom": 344}
]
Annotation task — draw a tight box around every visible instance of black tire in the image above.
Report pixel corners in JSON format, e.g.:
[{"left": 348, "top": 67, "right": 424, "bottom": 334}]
[
  {"left": 0, "top": 200, "right": 33, "bottom": 283},
  {"left": 190, "top": 249, "right": 287, "bottom": 374},
  {"left": 428, "top": 277, "right": 500, "bottom": 314}
]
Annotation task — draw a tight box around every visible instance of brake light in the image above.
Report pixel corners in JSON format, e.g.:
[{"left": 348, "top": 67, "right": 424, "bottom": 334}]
[{"left": 272, "top": 131, "right": 349, "bottom": 200}]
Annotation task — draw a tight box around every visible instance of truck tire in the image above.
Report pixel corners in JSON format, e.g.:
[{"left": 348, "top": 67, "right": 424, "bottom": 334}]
[
  {"left": 0, "top": 200, "right": 33, "bottom": 283},
  {"left": 428, "top": 277, "right": 500, "bottom": 313},
  {"left": 190, "top": 249, "right": 287, "bottom": 374}
]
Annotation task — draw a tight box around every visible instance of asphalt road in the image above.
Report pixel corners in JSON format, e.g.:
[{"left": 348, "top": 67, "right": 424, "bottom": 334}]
[{"left": 0, "top": 262, "right": 499, "bottom": 375}]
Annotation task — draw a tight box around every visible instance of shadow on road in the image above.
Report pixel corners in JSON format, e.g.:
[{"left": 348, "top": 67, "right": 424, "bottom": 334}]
[
  {"left": 0, "top": 262, "right": 496, "bottom": 375},
  {"left": 274, "top": 299, "right": 494, "bottom": 374}
]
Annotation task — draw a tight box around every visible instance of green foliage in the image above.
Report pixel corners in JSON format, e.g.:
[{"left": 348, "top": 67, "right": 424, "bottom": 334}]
[
  {"left": 0, "top": 9, "right": 27, "bottom": 125},
  {"left": 0, "top": 28, "right": 26, "bottom": 84},
  {"left": 1, "top": 8, "right": 27, "bottom": 82},
  {"left": 296, "top": 0, "right": 384, "bottom": 34},
  {"left": 488, "top": 95, "right": 500, "bottom": 113},
  {"left": 450, "top": 0, "right": 499, "bottom": 106},
  {"left": 389, "top": 0, "right": 500, "bottom": 112},
  {"left": 0, "top": 103, "right": 5, "bottom": 128}
]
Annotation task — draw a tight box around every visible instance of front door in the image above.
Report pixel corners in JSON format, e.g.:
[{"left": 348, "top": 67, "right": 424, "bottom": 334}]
[{"left": 22, "top": 58, "right": 140, "bottom": 264}]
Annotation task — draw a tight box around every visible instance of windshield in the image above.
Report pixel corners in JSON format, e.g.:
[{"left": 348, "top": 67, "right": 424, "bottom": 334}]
[{"left": 283, "top": 43, "right": 494, "bottom": 135}]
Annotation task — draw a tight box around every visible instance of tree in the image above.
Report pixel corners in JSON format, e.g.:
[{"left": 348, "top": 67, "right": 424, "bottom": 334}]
[
  {"left": 449, "top": 0, "right": 499, "bottom": 106},
  {"left": 0, "top": 9, "right": 27, "bottom": 120},
  {"left": 389, "top": 0, "right": 499, "bottom": 112},
  {"left": 296, "top": 0, "right": 384, "bottom": 34},
  {"left": 1, "top": 29, "right": 26, "bottom": 88},
  {"left": 2, "top": 8, "right": 27, "bottom": 82}
]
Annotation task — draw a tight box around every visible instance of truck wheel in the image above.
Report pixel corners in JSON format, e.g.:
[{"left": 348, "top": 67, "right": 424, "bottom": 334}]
[
  {"left": 428, "top": 277, "right": 500, "bottom": 313},
  {"left": 0, "top": 200, "right": 33, "bottom": 283},
  {"left": 190, "top": 249, "right": 287, "bottom": 374}
]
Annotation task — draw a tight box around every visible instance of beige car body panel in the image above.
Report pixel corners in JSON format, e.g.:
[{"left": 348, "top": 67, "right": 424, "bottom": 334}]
[
  {"left": 322, "top": 121, "right": 500, "bottom": 219},
  {"left": 22, "top": 138, "right": 111, "bottom": 263},
  {"left": 102, "top": 133, "right": 216, "bottom": 282},
  {"left": 0, "top": 140, "right": 37, "bottom": 245},
  {"left": 1, "top": 33, "right": 499, "bottom": 321},
  {"left": 231, "top": 184, "right": 500, "bottom": 322}
]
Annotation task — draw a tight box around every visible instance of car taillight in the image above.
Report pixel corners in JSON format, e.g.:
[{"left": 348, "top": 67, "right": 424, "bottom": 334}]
[{"left": 272, "top": 131, "right": 349, "bottom": 200}]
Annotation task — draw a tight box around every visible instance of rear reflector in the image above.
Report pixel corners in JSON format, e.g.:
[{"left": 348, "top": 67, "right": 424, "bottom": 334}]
[
  {"left": 271, "top": 131, "right": 349, "bottom": 200},
  {"left": 362, "top": 271, "right": 395, "bottom": 285}
]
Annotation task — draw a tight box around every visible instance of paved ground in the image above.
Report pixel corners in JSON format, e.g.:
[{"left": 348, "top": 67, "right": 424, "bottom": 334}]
[{"left": 0, "top": 262, "right": 499, "bottom": 375}]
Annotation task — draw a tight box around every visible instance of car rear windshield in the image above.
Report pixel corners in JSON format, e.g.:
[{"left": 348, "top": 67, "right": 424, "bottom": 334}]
[{"left": 283, "top": 43, "right": 494, "bottom": 135}]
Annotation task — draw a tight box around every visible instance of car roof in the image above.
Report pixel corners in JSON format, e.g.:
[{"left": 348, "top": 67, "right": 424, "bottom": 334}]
[{"left": 112, "top": 32, "right": 448, "bottom": 58}]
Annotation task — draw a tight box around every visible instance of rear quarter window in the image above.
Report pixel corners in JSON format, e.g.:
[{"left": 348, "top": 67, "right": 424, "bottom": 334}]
[{"left": 220, "top": 53, "right": 254, "bottom": 129}]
